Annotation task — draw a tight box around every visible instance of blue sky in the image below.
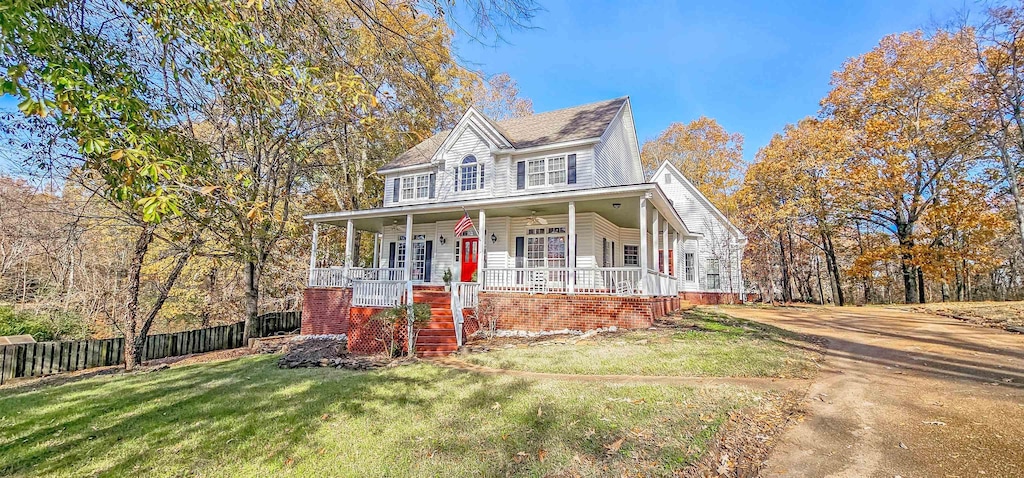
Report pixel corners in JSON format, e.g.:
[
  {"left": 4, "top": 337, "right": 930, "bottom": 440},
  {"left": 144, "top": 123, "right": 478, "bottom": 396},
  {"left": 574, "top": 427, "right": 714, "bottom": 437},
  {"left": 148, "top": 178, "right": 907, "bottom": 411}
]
[
  {"left": 454, "top": 0, "right": 966, "bottom": 160},
  {"left": 1, "top": 0, "right": 966, "bottom": 168}
]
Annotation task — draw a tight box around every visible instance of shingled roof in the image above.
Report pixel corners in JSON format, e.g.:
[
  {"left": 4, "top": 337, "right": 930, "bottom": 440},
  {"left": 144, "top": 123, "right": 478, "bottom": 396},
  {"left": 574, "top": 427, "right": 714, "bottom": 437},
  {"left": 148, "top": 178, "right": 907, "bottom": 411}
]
[{"left": 379, "top": 97, "right": 628, "bottom": 171}]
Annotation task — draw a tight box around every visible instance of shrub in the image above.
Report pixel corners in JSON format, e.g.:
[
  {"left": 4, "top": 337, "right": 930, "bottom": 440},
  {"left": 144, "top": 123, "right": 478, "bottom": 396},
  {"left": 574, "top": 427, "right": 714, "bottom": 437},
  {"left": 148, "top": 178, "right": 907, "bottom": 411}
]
[{"left": 0, "top": 305, "right": 92, "bottom": 341}]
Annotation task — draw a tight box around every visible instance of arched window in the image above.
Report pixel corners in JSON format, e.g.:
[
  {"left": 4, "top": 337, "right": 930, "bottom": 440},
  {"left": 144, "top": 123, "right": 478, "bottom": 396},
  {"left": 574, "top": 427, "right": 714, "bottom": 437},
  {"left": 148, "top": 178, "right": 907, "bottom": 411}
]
[{"left": 459, "top": 155, "right": 479, "bottom": 191}]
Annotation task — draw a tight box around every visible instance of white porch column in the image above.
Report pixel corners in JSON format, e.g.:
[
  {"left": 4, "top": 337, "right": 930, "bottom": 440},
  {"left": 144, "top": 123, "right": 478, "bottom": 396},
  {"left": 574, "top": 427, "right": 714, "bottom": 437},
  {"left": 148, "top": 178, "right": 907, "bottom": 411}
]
[
  {"left": 568, "top": 201, "right": 576, "bottom": 294},
  {"left": 662, "top": 221, "right": 669, "bottom": 275},
  {"left": 404, "top": 214, "right": 414, "bottom": 353},
  {"left": 478, "top": 209, "right": 486, "bottom": 287},
  {"left": 672, "top": 229, "right": 680, "bottom": 278},
  {"left": 372, "top": 232, "right": 380, "bottom": 269},
  {"left": 639, "top": 197, "right": 648, "bottom": 296},
  {"left": 345, "top": 219, "right": 355, "bottom": 270},
  {"left": 308, "top": 222, "right": 319, "bottom": 286},
  {"left": 652, "top": 213, "right": 661, "bottom": 295}
]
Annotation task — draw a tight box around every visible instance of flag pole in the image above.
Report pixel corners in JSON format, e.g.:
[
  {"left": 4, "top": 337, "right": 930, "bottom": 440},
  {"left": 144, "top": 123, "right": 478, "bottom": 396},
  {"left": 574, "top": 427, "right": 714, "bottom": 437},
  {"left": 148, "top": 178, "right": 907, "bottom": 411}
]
[{"left": 460, "top": 206, "right": 481, "bottom": 237}]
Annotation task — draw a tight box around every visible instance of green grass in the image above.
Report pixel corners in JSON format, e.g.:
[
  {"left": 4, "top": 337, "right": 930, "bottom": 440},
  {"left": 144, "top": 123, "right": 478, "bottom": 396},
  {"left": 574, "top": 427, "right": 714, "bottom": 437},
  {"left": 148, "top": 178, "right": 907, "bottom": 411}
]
[
  {"left": 0, "top": 355, "right": 767, "bottom": 477},
  {"left": 464, "top": 308, "right": 819, "bottom": 378}
]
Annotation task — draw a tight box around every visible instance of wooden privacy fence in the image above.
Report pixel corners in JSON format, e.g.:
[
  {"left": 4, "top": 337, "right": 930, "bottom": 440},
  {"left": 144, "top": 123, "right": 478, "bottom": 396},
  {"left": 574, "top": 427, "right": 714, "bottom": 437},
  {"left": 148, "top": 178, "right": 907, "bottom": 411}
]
[{"left": 0, "top": 311, "right": 300, "bottom": 385}]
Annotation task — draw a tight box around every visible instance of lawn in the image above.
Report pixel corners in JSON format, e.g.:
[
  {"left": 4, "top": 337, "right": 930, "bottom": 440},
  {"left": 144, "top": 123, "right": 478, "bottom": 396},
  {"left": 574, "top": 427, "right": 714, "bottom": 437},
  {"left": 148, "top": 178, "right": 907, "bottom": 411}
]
[
  {"left": 463, "top": 308, "right": 820, "bottom": 378},
  {"left": 0, "top": 354, "right": 772, "bottom": 477}
]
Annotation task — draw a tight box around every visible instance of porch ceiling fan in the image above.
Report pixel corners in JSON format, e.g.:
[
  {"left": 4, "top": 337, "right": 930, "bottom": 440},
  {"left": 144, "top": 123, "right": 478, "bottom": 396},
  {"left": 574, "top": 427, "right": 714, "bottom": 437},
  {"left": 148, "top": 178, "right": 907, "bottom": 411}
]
[{"left": 526, "top": 211, "right": 548, "bottom": 226}]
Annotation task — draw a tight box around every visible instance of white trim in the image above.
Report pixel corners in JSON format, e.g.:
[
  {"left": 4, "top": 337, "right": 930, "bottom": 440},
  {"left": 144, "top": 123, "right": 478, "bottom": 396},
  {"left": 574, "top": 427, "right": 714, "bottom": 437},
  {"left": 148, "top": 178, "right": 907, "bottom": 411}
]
[
  {"left": 378, "top": 163, "right": 434, "bottom": 175},
  {"left": 437, "top": 108, "right": 513, "bottom": 155},
  {"left": 492, "top": 137, "right": 601, "bottom": 155}
]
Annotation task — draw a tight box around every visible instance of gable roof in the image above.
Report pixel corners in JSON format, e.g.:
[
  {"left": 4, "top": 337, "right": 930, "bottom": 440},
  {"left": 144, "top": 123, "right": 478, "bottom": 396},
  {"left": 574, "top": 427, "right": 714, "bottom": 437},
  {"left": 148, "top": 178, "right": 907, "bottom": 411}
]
[
  {"left": 653, "top": 161, "right": 746, "bottom": 242},
  {"left": 379, "top": 97, "right": 629, "bottom": 172}
]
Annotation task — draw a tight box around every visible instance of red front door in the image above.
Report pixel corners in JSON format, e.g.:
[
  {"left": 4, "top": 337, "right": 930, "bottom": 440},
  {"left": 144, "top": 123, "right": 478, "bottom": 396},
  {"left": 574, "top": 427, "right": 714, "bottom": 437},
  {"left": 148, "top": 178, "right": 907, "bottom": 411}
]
[{"left": 461, "top": 238, "right": 479, "bottom": 282}]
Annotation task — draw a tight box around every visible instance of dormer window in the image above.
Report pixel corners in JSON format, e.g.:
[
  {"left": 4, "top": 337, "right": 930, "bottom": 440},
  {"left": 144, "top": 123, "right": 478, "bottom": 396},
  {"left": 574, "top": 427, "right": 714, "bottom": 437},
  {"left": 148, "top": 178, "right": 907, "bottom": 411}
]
[{"left": 457, "top": 155, "right": 485, "bottom": 192}]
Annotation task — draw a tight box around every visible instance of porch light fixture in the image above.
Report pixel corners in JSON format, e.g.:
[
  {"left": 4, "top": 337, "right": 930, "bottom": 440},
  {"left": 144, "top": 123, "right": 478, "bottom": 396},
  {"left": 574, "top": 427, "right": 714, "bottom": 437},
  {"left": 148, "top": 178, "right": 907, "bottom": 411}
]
[
  {"left": 612, "top": 203, "right": 621, "bottom": 209},
  {"left": 490, "top": 233, "right": 497, "bottom": 244},
  {"left": 439, "top": 235, "right": 446, "bottom": 245}
]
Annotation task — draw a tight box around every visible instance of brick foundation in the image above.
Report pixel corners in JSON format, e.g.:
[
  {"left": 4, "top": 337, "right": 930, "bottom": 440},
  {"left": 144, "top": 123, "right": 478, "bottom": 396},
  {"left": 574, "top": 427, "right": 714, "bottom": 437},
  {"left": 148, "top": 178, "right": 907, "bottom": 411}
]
[
  {"left": 679, "top": 291, "right": 748, "bottom": 305},
  {"left": 476, "top": 292, "right": 681, "bottom": 332},
  {"left": 301, "top": 288, "right": 396, "bottom": 354},
  {"left": 304, "top": 288, "right": 689, "bottom": 352},
  {"left": 301, "top": 288, "right": 352, "bottom": 335}
]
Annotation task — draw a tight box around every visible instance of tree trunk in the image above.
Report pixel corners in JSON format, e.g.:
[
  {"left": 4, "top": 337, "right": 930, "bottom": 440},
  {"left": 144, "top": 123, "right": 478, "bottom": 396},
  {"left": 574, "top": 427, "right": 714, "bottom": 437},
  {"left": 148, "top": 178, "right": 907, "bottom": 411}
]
[
  {"left": 778, "top": 233, "right": 793, "bottom": 303},
  {"left": 821, "top": 231, "right": 845, "bottom": 306},
  {"left": 123, "top": 224, "right": 155, "bottom": 371},
  {"left": 917, "top": 266, "right": 926, "bottom": 304},
  {"left": 999, "top": 142, "right": 1024, "bottom": 258},
  {"left": 243, "top": 260, "right": 261, "bottom": 339},
  {"left": 896, "top": 221, "right": 918, "bottom": 304}
]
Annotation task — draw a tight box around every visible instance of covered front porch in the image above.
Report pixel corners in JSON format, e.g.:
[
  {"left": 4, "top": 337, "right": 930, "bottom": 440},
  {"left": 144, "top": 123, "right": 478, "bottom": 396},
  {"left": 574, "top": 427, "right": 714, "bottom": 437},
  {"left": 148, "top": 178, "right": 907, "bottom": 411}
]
[{"left": 305, "top": 184, "right": 694, "bottom": 308}]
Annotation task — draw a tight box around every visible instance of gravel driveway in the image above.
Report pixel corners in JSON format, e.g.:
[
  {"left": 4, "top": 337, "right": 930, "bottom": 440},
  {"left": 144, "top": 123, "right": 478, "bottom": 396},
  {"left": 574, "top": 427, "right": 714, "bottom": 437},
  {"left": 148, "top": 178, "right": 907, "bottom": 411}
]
[{"left": 723, "top": 305, "right": 1024, "bottom": 478}]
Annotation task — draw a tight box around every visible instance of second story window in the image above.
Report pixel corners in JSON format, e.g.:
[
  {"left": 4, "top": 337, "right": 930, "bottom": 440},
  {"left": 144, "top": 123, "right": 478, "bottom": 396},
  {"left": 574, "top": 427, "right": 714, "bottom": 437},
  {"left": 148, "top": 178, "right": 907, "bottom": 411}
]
[
  {"left": 396, "top": 173, "right": 434, "bottom": 202},
  {"left": 518, "top": 153, "right": 576, "bottom": 189},
  {"left": 460, "top": 155, "right": 478, "bottom": 191},
  {"left": 401, "top": 177, "right": 416, "bottom": 200}
]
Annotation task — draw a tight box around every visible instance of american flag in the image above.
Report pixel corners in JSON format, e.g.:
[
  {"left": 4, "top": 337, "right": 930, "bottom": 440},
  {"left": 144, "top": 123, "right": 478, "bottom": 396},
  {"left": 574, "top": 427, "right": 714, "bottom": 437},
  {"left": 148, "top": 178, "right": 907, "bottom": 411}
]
[{"left": 454, "top": 213, "right": 474, "bottom": 236}]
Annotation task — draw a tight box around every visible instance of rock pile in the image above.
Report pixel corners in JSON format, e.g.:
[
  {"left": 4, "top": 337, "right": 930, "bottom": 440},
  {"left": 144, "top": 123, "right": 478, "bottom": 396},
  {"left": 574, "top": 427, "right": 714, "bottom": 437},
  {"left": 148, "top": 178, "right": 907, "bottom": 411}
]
[{"left": 277, "top": 334, "right": 347, "bottom": 368}]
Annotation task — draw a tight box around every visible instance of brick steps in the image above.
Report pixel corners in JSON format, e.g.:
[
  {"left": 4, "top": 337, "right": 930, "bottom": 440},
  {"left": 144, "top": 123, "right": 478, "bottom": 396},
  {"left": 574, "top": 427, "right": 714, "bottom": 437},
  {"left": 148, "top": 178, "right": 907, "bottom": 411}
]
[{"left": 413, "top": 290, "right": 458, "bottom": 357}]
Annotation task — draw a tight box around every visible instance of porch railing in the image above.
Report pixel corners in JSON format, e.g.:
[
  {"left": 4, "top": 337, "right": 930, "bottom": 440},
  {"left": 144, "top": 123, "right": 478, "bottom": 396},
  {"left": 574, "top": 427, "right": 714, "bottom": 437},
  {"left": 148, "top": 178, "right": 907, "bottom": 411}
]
[
  {"left": 482, "top": 267, "right": 669, "bottom": 296},
  {"left": 455, "top": 282, "right": 479, "bottom": 308},
  {"left": 309, "top": 267, "right": 348, "bottom": 288},
  {"left": 347, "top": 267, "right": 406, "bottom": 282},
  {"left": 308, "top": 267, "right": 406, "bottom": 288},
  {"left": 351, "top": 280, "right": 404, "bottom": 307}
]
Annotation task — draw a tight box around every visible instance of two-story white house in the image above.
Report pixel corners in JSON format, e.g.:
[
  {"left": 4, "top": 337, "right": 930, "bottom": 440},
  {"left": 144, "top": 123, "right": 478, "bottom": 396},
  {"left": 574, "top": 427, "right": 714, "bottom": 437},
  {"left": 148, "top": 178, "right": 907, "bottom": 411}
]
[{"left": 301, "top": 97, "right": 746, "bottom": 356}]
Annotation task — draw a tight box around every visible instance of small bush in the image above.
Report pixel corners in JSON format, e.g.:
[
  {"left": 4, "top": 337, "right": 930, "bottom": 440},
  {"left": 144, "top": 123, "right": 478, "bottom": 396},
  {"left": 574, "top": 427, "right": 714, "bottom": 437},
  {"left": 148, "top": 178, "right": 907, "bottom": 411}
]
[{"left": 0, "top": 305, "right": 92, "bottom": 341}]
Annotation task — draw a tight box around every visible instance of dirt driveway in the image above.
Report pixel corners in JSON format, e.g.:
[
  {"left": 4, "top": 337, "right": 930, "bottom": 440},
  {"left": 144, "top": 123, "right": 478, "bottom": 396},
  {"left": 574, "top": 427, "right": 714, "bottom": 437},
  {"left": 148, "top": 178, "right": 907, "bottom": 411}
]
[{"left": 723, "top": 305, "right": 1024, "bottom": 478}]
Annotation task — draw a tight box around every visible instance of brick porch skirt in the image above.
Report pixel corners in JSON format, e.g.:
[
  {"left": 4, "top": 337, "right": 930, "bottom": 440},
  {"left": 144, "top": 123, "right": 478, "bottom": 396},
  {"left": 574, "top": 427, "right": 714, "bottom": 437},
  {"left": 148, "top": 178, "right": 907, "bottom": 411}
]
[
  {"left": 678, "top": 291, "right": 752, "bottom": 305},
  {"left": 301, "top": 288, "right": 398, "bottom": 354},
  {"left": 302, "top": 288, "right": 687, "bottom": 353},
  {"left": 475, "top": 292, "right": 681, "bottom": 332}
]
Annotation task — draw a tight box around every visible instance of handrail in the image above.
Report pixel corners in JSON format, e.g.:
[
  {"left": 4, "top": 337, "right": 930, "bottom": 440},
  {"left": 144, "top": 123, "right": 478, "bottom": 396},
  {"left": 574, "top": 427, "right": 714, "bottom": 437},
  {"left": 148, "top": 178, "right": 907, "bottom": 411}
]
[{"left": 450, "top": 287, "right": 464, "bottom": 346}]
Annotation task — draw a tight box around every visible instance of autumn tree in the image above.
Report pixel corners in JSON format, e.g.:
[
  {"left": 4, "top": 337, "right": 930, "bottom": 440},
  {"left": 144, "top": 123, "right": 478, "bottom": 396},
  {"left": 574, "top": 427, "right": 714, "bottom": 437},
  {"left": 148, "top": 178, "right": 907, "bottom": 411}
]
[
  {"left": 823, "top": 29, "right": 983, "bottom": 304},
  {"left": 640, "top": 117, "right": 745, "bottom": 216},
  {"left": 470, "top": 72, "right": 534, "bottom": 121},
  {"left": 972, "top": 2, "right": 1024, "bottom": 258}
]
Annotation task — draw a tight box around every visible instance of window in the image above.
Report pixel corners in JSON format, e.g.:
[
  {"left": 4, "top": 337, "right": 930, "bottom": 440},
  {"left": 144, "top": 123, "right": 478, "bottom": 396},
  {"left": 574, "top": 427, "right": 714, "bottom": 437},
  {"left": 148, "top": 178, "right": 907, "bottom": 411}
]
[
  {"left": 396, "top": 235, "right": 428, "bottom": 281},
  {"left": 548, "top": 156, "right": 566, "bottom": 184},
  {"left": 459, "top": 156, "right": 478, "bottom": 191},
  {"left": 528, "top": 159, "right": 545, "bottom": 187},
  {"left": 525, "top": 155, "right": 567, "bottom": 188},
  {"left": 400, "top": 174, "right": 431, "bottom": 201},
  {"left": 602, "top": 238, "right": 610, "bottom": 267},
  {"left": 525, "top": 226, "right": 567, "bottom": 269},
  {"left": 684, "top": 253, "right": 695, "bottom": 282},
  {"left": 706, "top": 258, "right": 721, "bottom": 290},
  {"left": 416, "top": 175, "right": 430, "bottom": 198},
  {"left": 401, "top": 177, "right": 415, "bottom": 200},
  {"left": 624, "top": 245, "right": 639, "bottom": 266}
]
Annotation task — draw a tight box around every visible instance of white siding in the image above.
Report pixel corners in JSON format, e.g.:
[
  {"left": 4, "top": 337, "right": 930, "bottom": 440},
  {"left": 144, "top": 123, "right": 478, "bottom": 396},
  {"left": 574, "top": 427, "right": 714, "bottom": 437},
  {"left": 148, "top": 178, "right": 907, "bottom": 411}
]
[
  {"left": 592, "top": 102, "right": 644, "bottom": 187},
  {"left": 437, "top": 125, "right": 496, "bottom": 202},
  {"left": 654, "top": 165, "right": 744, "bottom": 294}
]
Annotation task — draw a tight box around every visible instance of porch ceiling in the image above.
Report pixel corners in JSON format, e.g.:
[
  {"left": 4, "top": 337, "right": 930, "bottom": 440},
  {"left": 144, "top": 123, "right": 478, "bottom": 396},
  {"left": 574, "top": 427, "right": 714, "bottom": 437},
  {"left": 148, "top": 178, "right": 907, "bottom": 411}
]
[{"left": 307, "top": 184, "right": 696, "bottom": 236}]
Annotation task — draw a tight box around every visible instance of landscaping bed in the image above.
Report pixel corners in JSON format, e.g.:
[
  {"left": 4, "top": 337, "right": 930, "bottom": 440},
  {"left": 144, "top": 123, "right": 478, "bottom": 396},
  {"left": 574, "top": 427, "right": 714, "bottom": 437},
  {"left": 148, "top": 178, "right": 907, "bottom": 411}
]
[{"left": 460, "top": 308, "right": 822, "bottom": 378}]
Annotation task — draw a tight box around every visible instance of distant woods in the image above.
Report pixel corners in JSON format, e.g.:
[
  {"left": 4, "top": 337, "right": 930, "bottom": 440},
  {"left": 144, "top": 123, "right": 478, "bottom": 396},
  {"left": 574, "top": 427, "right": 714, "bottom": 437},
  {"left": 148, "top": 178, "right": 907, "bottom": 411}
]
[
  {"left": 0, "top": 0, "right": 535, "bottom": 366},
  {"left": 644, "top": 2, "right": 1024, "bottom": 305}
]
